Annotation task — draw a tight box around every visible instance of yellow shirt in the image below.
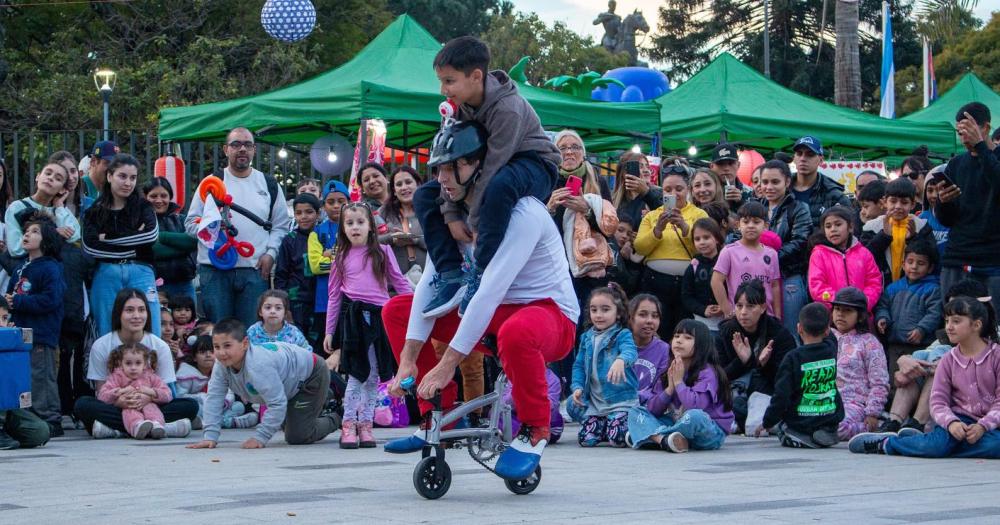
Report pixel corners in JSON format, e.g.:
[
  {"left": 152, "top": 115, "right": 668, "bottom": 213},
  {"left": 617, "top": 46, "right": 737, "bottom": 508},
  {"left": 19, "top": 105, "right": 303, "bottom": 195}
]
[{"left": 634, "top": 202, "right": 708, "bottom": 262}]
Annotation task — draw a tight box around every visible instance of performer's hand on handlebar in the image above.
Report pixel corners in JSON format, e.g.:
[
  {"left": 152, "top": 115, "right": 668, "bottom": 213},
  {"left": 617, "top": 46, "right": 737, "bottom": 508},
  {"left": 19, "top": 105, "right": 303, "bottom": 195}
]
[{"left": 391, "top": 362, "right": 419, "bottom": 397}]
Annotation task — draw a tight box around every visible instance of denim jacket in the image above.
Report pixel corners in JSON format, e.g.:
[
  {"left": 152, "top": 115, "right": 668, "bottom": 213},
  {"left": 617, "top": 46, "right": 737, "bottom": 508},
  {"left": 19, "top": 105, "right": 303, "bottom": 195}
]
[{"left": 571, "top": 325, "right": 640, "bottom": 406}]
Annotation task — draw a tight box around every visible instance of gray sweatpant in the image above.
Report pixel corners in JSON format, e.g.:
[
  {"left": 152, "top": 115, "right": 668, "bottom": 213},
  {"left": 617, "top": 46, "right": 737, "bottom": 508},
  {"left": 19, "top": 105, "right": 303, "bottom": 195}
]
[
  {"left": 30, "top": 344, "right": 60, "bottom": 425},
  {"left": 283, "top": 357, "right": 337, "bottom": 445}
]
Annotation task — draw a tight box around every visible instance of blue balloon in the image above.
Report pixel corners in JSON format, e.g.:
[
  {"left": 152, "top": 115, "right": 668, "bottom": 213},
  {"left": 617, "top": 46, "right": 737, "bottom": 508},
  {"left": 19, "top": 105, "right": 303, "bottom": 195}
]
[
  {"left": 592, "top": 67, "right": 671, "bottom": 103},
  {"left": 261, "top": 0, "right": 316, "bottom": 43},
  {"left": 208, "top": 231, "right": 238, "bottom": 270}
]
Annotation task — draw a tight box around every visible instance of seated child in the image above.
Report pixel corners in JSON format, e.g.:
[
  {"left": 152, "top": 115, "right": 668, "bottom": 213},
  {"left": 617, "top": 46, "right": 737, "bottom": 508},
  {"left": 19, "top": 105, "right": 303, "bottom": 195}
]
[
  {"left": 0, "top": 298, "right": 51, "bottom": 450},
  {"left": 175, "top": 335, "right": 259, "bottom": 430},
  {"left": 682, "top": 218, "right": 725, "bottom": 333},
  {"left": 759, "top": 303, "right": 844, "bottom": 448},
  {"left": 629, "top": 294, "right": 670, "bottom": 405},
  {"left": 420, "top": 36, "right": 561, "bottom": 317},
  {"left": 829, "top": 287, "right": 889, "bottom": 440},
  {"left": 861, "top": 177, "right": 934, "bottom": 285},
  {"left": 170, "top": 294, "right": 197, "bottom": 342},
  {"left": 875, "top": 240, "right": 942, "bottom": 378},
  {"left": 569, "top": 284, "right": 639, "bottom": 447},
  {"left": 880, "top": 279, "right": 987, "bottom": 433},
  {"left": 160, "top": 307, "right": 183, "bottom": 366},
  {"left": 186, "top": 318, "right": 339, "bottom": 449},
  {"left": 627, "top": 320, "right": 734, "bottom": 452},
  {"left": 247, "top": 290, "right": 309, "bottom": 348},
  {"left": 850, "top": 296, "right": 1000, "bottom": 458},
  {"left": 275, "top": 193, "right": 321, "bottom": 341},
  {"left": 97, "top": 343, "right": 176, "bottom": 439}
]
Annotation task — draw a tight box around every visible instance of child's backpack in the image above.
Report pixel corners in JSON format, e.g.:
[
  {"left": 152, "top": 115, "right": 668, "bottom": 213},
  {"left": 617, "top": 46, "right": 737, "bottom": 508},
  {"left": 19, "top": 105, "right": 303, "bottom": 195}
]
[{"left": 374, "top": 378, "right": 409, "bottom": 428}]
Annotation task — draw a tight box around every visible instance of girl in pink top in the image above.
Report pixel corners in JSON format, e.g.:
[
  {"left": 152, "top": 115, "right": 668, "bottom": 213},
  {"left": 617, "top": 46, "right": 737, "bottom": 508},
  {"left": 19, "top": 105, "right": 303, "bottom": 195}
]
[
  {"left": 807, "top": 207, "right": 882, "bottom": 313},
  {"left": 97, "top": 343, "right": 173, "bottom": 439},
  {"left": 830, "top": 287, "right": 889, "bottom": 440},
  {"left": 323, "top": 203, "right": 412, "bottom": 449},
  {"left": 850, "top": 296, "right": 1000, "bottom": 458}
]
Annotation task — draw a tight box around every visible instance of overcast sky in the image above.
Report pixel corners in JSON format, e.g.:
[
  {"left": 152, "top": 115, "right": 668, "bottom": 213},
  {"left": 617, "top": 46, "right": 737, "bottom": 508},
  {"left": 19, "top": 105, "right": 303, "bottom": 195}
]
[{"left": 512, "top": 0, "right": 1000, "bottom": 44}]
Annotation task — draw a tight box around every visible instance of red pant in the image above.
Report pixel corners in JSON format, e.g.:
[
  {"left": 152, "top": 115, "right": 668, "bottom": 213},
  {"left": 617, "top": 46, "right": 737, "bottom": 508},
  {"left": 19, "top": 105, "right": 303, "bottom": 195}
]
[{"left": 382, "top": 295, "right": 575, "bottom": 428}]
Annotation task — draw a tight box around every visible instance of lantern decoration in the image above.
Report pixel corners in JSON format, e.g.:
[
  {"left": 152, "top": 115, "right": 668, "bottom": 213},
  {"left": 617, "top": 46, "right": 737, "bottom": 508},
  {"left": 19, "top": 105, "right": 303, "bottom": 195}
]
[
  {"left": 736, "top": 149, "right": 765, "bottom": 186},
  {"left": 310, "top": 134, "right": 353, "bottom": 177},
  {"left": 260, "top": 0, "right": 316, "bottom": 43},
  {"left": 154, "top": 154, "right": 186, "bottom": 207}
]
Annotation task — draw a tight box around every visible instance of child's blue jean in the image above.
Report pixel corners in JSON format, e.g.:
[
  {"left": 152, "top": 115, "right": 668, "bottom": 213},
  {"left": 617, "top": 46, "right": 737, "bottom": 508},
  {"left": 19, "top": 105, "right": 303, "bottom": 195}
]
[
  {"left": 627, "top": 407, "right": 727, "bottom": 450},
  {"left": 415, "top": 152, "right": 556, "bottom": 273},
  {"left": 91, "top": 262, "right": 161, "bottom": 338},
  {"left": 886, "top": 415, "right": 1000, "bottom": 459}
]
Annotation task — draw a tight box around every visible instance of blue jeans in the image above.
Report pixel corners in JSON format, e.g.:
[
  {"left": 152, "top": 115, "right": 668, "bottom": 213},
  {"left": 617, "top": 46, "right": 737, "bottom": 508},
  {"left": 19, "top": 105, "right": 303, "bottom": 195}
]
[
  {"left": 941, "top": 266, "right": 1000, "bottom": 318},
  {"left": 627, "top": 407, "right": 726, "bottom": 450},
  {"left": 91, "top": 262, "right": 160, "bottom": 338},
  {"left": 781, "top": 274, "right": 808, "bottom": 336},
  {"left": 159, "top": 280, "right": 196, "bottom": 306},
  {"left": 886, "top": 414, "right": 1000, "bottom": 459},
  {"left": 197, "top": 265, "right": 267, "bottom": 327},
  {"left": 416, "top": 152, "right": 556, "bottom": 273}
]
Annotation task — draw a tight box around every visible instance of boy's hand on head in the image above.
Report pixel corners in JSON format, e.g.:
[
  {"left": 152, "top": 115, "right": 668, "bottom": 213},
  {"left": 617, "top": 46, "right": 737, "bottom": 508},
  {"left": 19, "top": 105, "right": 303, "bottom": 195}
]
[
  {"left": 958, "top": 112, "right": 985, "bottom": 145},
  {"left": 966, "top": 423, "right": 987, "bottom": 444},
  {"left": 906, "top": 328, "right": 923, "bottom": 344},
  {"left": 241, "top": 438, "right": 265, "bottom": 449},
  {"left": 447, "top": 221, "right": 473, "bottom": 243},
  {"left": 877, "top": 319, "right": 888, "bottom": 334},
  {"left": 948, "top": 421, "right": 968, "bottom": 441},
  {"left": 186, "top": 440, "right": 217, "bottom": 449}
]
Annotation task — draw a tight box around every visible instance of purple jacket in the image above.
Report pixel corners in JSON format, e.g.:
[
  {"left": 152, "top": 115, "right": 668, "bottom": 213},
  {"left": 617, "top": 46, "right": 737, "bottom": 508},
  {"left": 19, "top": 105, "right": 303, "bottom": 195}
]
[
  {"left": 633, "top": 338, "right": 670, "bottom": 405},
  {"left": 646, "top": 364, "right": 734, "bottom": 434}
]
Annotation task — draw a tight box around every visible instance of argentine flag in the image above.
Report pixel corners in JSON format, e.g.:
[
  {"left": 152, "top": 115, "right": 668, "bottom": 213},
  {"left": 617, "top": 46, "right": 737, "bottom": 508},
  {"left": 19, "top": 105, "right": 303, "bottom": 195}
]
[{"left": 880, "top": 1, "right": 895, "bottom": 118}]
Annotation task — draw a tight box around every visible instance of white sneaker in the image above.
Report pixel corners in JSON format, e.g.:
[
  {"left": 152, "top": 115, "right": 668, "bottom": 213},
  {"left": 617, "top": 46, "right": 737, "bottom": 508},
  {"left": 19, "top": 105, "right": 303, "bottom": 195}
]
[
  {"left": 92, "top": 420, "right": 122, "bottom": 439},
  {"left": 149, "top": 422, "right": 166, "bottom": 440},
  {"left": 665, "top": 432, "right": 689, "bottom": 453},
  {"left": 132, "top": 420, "right": 153, "bottom": 440},
  {"left": 164, "top": 419, "right": 192, "bottom": 438},
  {"left": 231, "top": 412, "right": 259, "bottom": 429}
]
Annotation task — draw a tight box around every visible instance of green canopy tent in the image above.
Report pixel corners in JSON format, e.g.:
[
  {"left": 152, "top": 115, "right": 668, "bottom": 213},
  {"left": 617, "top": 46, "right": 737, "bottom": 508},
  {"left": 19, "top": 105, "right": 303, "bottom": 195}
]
[
  {"left": 157, "top": 15, "right": 660, "bottom": 153},
  {"left": 902, "top": 73, "right": 1000, "bottom": 127},
  {"left": 651, "top": 53, "right": 960, "bottom": 159}
]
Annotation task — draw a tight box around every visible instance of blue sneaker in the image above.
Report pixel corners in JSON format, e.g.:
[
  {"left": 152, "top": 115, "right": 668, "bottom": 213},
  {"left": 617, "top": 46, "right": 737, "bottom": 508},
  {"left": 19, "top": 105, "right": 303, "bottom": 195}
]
[
  {"left": 457, "top": 269, "right": 483, "bottom": 318},
  {"left": 847, "top": 432, "right": 893, "bottom": 454},
  {"left": 384, "top": 429, "right": 428, "bottom": 454},
  {"left": 422, "top": 269, "right": 467, "bottom": 319},
  {"left": 495, "top": 426, "right": 547, "bottom": 480}
]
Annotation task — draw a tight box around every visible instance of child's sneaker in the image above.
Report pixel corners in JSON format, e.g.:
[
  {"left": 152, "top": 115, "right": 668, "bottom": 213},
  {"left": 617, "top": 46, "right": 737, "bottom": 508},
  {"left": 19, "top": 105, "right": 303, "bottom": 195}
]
[
  {"left": 149, "top": 422, "right": 166, "bottom": 440},
  {"left": 422, "top": 269, "right": 467, "bottom": 319},
  {"left": 357, "top": 421, "right": 376, "bottom": 448},
  {"left": 878, "top": 419, "right": 902, "bottom": 433},
  {"left": 91, "top": 420, "right": 123, "bottom": 439},
  {"left": 778, "top": 425, "right": 819, "bottom": 449},
  {"left": 340, "top": 420, "right": 359, "bottom": 449},
  {"left": 164, "top": 419, "right": 192, "bottom": 438},
  {"left": 133, "top": 420, "right": 153, "bottom": 440},
  {"left": 0, "top": 428, "right": 20, "bottom": 450},
  {"left": 662, "top": 432, "right": 689, "bottom": 453},
  {"left": 848, "top": 432, "right": 893, "bottom": 454},
  {"left": 231, "top": 412, "right": 260, "bottom": 429},
  {"left": 811, "top": 428, "right": 839, "bottom": 448},
  {"left": 457, "top": 268, "right": 483, "bottom": 318}
]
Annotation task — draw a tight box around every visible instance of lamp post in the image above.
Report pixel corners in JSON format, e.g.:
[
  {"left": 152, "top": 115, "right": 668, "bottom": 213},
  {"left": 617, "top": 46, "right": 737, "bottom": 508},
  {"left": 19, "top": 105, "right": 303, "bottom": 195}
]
[{"left": 93, "top": 69, "right": 116, "bottom": 141}]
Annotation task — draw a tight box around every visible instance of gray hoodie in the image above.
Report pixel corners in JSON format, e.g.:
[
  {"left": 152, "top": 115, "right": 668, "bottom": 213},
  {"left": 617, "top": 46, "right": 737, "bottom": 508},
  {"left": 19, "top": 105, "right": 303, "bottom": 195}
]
[
  {"left": 202, "top": 342, "right": 315, "bottom": 444},
  {"left": 441, "top": 70, "right": 561, "bottom": 228}
]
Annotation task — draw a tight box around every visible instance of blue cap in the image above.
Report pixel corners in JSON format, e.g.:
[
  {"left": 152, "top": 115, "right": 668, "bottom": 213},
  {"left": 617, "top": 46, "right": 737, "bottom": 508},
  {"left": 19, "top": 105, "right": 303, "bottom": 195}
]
[
  {"left": 793, "top": 136, "right": 824, "bottom": 155},
  {"left": 91, "top": 140, "right": 119, "bottom": 160},
  {"left": 322, "top": 179, "right": 349, "bottom": 199}
]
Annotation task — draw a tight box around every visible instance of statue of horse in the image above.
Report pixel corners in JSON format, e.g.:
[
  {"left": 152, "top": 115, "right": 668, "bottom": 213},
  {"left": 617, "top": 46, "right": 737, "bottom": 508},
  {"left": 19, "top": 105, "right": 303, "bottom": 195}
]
[{"left": 616, "top": 10, "right": 649, "bottom": 66}]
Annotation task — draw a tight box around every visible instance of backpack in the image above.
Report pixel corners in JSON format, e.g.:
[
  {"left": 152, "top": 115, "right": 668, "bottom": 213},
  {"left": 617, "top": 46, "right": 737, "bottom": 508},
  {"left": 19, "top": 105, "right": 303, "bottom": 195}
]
[
  {"left": 212, "top": 168, "right": 281, "bottom": 231},
  {"left": 374, "top": 378, "right": 410, "bottom": 428}
]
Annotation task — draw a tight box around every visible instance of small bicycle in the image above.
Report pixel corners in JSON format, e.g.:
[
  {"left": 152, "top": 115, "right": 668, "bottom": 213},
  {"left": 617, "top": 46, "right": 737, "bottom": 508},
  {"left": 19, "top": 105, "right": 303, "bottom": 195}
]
[{"left": 398, "top": 344, "right": 542, "bottom": 500}]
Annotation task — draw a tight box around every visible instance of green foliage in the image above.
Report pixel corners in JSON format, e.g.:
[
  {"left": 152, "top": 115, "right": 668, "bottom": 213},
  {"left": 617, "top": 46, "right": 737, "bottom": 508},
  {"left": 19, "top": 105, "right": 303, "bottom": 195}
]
[
  {"left": 0, "top": 0, "right": 394, "bottom": 131},
  {"left": 386, "top": 0, "right": 508, "bottom": 41},
  {"left": 482, "top": 10, "right": 630, "bottom": 86},
  {"left": 916, "top": 0, "right": 982, "bottom": 46}
]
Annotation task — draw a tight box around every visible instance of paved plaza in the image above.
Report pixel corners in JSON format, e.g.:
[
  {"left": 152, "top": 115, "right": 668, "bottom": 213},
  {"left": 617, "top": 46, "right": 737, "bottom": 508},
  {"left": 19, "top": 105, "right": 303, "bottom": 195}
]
[{"left": 2, "top": 422, "right": 999, "bottom": 524}]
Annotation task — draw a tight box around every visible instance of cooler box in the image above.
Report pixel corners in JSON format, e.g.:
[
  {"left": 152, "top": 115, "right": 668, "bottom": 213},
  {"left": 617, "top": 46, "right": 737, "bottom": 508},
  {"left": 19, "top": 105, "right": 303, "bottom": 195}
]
[{"left": 0, "top": 328, "right": 33, "bottom": 410}]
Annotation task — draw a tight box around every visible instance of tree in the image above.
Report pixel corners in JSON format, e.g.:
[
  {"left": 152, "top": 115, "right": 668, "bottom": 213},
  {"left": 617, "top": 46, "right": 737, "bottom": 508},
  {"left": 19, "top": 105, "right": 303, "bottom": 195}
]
[
  {"left": 482, "top": 9, "right": 630, "bottom": 86},
  {"left": 835, "top": 0, "right": 862, "bottom": 109},
  {"left": 386, "top": 0, "right": 509, "bottom": 41},
  {"left": 917, "top": 0, "right": 982, "bottom": 46}
]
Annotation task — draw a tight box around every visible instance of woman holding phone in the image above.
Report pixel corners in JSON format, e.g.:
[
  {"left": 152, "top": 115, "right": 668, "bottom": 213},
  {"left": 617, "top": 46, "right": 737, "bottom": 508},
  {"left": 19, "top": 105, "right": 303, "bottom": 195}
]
[
  {"left": 634, "top": 162, "right": 709, "bottom": 339},
  {"left": 611, "top": 151, "right": 663, "bottom": 231}
]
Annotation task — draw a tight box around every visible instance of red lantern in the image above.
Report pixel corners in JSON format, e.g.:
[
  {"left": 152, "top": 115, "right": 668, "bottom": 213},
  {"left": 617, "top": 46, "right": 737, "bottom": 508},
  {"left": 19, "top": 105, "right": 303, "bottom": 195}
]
[
  {"left": 154, "top": 155, "right": 186, "bottom": 207},
  {"left": 736, "top": 149, "right": 765, "bottom": 186}
]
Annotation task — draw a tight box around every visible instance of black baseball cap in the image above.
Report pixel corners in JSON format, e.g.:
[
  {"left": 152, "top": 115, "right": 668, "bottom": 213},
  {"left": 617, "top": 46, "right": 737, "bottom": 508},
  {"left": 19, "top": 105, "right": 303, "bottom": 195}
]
[
  {"left": 830, "top": 287, "right": 868, "bottom": 310},
  {"left": 711, "top": 143, "right": 738, "bottom": 163}
]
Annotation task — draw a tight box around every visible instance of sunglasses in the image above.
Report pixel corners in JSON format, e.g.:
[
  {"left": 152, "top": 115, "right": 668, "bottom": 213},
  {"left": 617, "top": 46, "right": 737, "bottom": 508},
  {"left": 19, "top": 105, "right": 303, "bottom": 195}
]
[{"left": 902, "top": 170, "right": 925, "bottom": 180}]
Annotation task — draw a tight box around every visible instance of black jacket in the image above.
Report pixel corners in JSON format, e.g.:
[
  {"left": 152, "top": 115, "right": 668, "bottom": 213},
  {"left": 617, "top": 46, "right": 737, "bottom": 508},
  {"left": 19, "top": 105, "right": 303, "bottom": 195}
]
[
  {"left": 274, "top": 227, "right": 314, "bottom": 306},
  {"left": 766, "top": 194, "right": 813, "bottom": 277},
  {"left": 762, "top": 339, "right": 844, "bottom": 433},
  {"left": 60, "top": 243, "right": 95, "bottom": 335},
  {"left": 681, "top": 253, "right": 717, "bottom": 317},
  {"left": 717, "top": 315, "right": 797, "bottom": 396},
  {"left": 82, "top": 200, "right": 158, "bottom": 263},
  {"left": 935, "top": 141, "right": 1000, "bottom": 268},
  {"left": 615, "top": 185, "right": 663, "bottom": 231},
  {"left": 791, "top": 172, "right": 852, "bottom": 228}
]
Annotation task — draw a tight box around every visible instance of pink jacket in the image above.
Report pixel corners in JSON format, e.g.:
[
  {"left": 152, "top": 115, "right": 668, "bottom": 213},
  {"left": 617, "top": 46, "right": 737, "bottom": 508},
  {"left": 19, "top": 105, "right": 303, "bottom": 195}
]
[
  {"left": 97, "top": 368, "right": 173, "bottom": 406},
  {"left": 808, "top": 239, "right": 883, "bottom": 312}
]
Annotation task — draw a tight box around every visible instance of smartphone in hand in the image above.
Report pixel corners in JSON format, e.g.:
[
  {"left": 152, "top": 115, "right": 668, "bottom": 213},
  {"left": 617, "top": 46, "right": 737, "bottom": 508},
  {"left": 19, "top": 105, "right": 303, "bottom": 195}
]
[
  {"left": 565, "top": 175, "right": 583, "bottom": 197},
  {"left": 662, "top": 193, "right": 677, "bottom": 211},
  {"left": 624, "top": 160, "right": 641, "bottom": 177}
]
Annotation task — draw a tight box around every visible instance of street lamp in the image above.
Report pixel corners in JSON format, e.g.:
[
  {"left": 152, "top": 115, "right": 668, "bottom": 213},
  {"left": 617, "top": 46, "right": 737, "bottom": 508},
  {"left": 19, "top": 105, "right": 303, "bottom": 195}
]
[{"left": 93, "top": 68, "right": 116, "bottom": 141}]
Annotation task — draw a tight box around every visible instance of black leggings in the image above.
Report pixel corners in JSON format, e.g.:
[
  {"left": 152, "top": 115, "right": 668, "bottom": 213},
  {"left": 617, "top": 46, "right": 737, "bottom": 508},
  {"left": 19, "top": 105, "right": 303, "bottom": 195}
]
[{"left": 641, "top": 270, "right": 689, "bottom": 340}]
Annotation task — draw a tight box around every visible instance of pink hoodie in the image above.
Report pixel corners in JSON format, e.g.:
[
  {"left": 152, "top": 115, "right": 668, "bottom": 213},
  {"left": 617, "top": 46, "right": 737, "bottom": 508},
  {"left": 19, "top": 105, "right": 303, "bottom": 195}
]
[{"left": 807, "top": 239, "right": 883, "bottom": 312}]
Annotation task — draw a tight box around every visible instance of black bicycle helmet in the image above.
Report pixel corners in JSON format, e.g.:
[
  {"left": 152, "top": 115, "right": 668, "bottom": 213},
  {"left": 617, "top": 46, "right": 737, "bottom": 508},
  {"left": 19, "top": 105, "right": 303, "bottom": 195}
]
[{"left": 428, "top": 121, "right": 487, "bottom": 168}]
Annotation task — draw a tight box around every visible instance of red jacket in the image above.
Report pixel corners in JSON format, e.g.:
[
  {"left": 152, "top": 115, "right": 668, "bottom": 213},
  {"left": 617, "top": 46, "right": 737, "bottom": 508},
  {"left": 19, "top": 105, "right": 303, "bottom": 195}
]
[{"left": 808, "top": 239, "right": 883, "bottom": 312}]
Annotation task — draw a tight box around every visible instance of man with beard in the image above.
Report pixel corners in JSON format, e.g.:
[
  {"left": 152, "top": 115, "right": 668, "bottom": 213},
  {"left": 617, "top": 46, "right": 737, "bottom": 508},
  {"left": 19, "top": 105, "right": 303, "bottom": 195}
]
[{"left": 185, "top": 127, "right": 291, "bottom": 326}]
